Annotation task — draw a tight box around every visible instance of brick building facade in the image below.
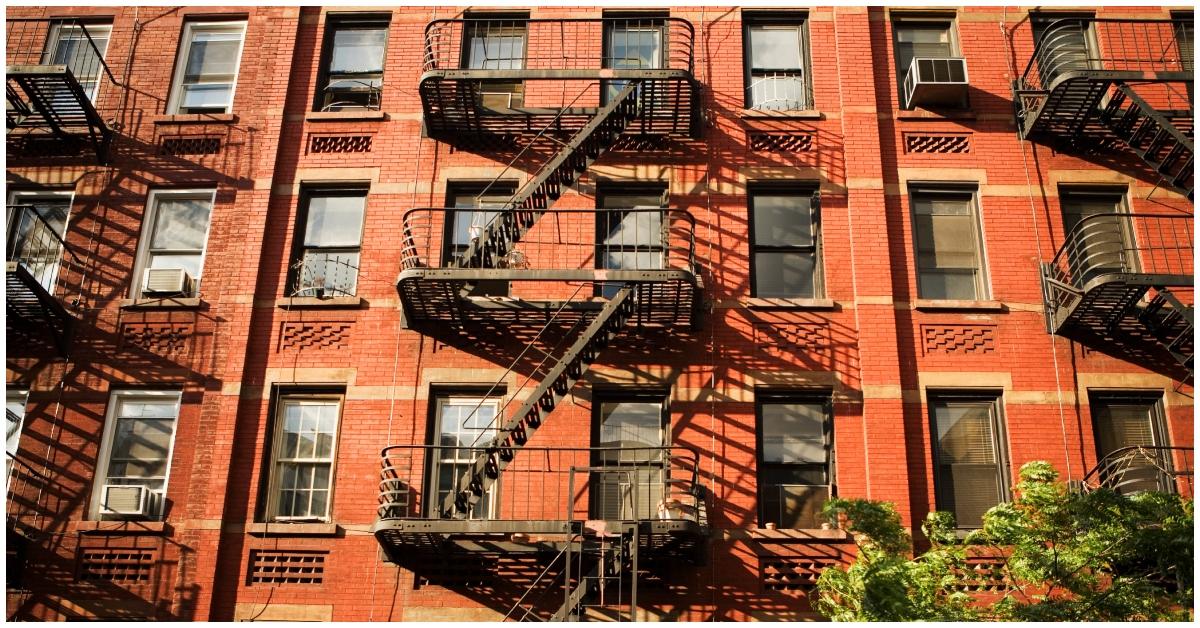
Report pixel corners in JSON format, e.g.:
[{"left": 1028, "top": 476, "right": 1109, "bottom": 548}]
[{"left": 5, "top": 5, "right": 1193, "bottom": 621}]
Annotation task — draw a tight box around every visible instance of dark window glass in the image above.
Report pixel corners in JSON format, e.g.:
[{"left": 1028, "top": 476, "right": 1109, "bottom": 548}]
[
  {"left": 930, "top": 394, "right": 1007, "bottom": 528},
  {"left": 911, "top": 187, "right": 986, "bottom": 300},
  {"left": 317, "top": 16, "right": 388, "bottom": 111},
  {"left": 750, "top": 188, "right": 821, "bottom": 298},
  {"left": 292, "top": 190, "right": 365, "bottom": 297},
  {"left": 596, "top": 187, "right": 667, "bottom": 298},
  {"left": 757, "top": 396, "right": 832, "bottom": 529},
  {"left": 463, "top": 16, "right": 527, "bottom": 108},
  {"left": 1090, "top": 394, "right": 1173, "bottom": 494},
  {"left": 592, "top": 395, "right": 667, "bottom": 520},
  {"left": 444, "top": 182, "right": 517, "bottom": 297}
]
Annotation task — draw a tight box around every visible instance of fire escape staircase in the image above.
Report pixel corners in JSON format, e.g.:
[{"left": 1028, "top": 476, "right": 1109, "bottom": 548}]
[
  {"left": 6, "top": 205, "right": 78, "bottom": 357},
  {"left": 1098, "top": 86, "right": 1193, "bottom": 201}
]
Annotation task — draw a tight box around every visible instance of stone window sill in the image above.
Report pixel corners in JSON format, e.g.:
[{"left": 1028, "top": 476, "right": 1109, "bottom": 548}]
[
  {"left": 746, "top": 527, "right": 850, "bottom": 541},
  {"left": 913, "top": 299, "right": 1004, "bottom": 312},
  {"left": 74, "top": 520, "right": 170, "bottom": 535},
  {"left": 741, "top": 109, "right": 824, "bottom": 120},
  {"left": 247, "top": 522, "right": 340, "bottom": 537},
  {"left": 154, "top": 113, "right": 238, "bottom": 125},
  {"left": 745, "top": 297, "right": 836, "bottom": 310},
  {"left": 275, "top": 296, "right": 365, "bottom": 309},
  {"left": 305, "top": 110, "right": 388, "bottom": 122},
  {"left": 120, "top": 297, "right": 202, "bottom": 310},
  {"left": 896, "top": 109, "right": 976, "bottom": 121}
]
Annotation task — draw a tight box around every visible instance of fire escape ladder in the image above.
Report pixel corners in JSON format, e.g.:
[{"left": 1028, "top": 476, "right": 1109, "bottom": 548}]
[
  {"left": 1099, "top": 84, "right": 1194, "bottom": 200},
  {"left": 451, "top": 81, "right": 642, "bottom": 280},
  {"left": 551, "top": 526, "right": 636, "bottom": 622},
  {"left": 443, "top": 286, "right": 636, "bottom": 518},
  {"left": 1138, "top": 287, "right": 1194, "bottom": 377}
]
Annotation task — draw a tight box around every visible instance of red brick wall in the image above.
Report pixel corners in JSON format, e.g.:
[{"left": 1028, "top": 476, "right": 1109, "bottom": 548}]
[{"left": 6, "top": 5, "right": 1192, "bottom": 621}]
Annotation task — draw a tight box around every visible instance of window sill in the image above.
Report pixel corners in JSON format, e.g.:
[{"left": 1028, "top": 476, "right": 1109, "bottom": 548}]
[
  {"left": 154, "top": 113, "right": 238, "bottom": 125},
  {"left": 913, "top": 299, "right": 1004, "bottom": 312},
  {"left": 120, "top": 297, "right": 203, "bottom": 310},
  {"left": 746, "top": 527, "right": 850, "bottom": 541},
  {"left": 247, "top": 522, "right": 340, "bottom": 537},
  {"left": 745, "top": 297, "right": 835, "bottom": 310},
  {"left": 275, "top": 296, "right": 364, "bottom": 309},
  {"left": 896, "top": 108, "right": 976, "bottom": 121},
  {"left": 741, "top": 109, "right": 824, "bottom": 120},
  {"left": 74, "top": 520, "right": 170, "bottom": 535},
  {"left": 306, "top": 110, "right": 388, "bottom": 122}
]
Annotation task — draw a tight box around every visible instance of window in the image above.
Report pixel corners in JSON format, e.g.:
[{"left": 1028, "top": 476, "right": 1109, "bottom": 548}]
[
  {"left": 444, "top": 182, "right": 517, "bottom": 297},
  {"left": 91, "top": 391, "right": 181, "bottom": 520},
  {"left": 463, "top": 14, "right": 527, "bottom": 109},
  {"left": 267, "top": 395, "right": 342, "bottom": 521},
  {"left": 592, "top": 393, "right": 668, "bottom": 520},
  {"left": 44, "top": 21, "right": 111, "bottom": 101},
  {"left": 7, "top": 190, "right": 73, "bottom": 293},
  {"left": 910, "top": 185, "right": 988, "bottom": 300},
  {"left": 430, "top": 394, "right": 501, "bottom": 519},
  {"left": 316, "top": 15, "right": 388, "bottom": 111},
  {"left": 6, "top": 390, "right": 29, "bottom": 486},
  {"left": 757, "top": 394, "right": 833, "bottom": 529},
  {"left": 749, "top": 186, "right": 822, "bottom": 298},
  {"left": 132, "top": 189, "right": 215, "bottom": 298},
  {"left": 929, "top": 393, "right": 1008, "bottom": 528},
  {"left": 596, "top": 185, "right": 667, "bottom": 298},
  {"left": 167, "top": 21, "right": 247, "bottom": 114},
  {"left": 291, "top": 189, "right": 366, "bottom": 297},
  {"left": 1059, "top": 187, "right": 1136, "bottom": 283},
  {"left": 603, "top": 13, "right": 665, "bottom": 104},
  {"left": 1090, "top": 393, "right": 1172, "bottom": 495},
  {"left": 744, "top": 17, "right": 810, "bottom": 110},
  {"left": 893, "top": 19, "right": 957, "bottom": 108}
]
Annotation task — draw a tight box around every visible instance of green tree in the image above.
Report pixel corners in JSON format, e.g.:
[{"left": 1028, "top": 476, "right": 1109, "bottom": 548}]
[{"left": 815, "top": 461, "right": 1193, "bottom": 621}]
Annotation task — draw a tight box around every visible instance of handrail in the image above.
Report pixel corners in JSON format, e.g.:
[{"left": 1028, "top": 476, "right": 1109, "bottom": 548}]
[
  {"left": 1043, "top": 212, "right": 1193, "bottom": 293},
  {"left": 6, "top": 204, "right": 84, "bottom": 298},
  {"left": 1079, "top": 445, "right": 1193, "bottom": 495},
  {"left": 6, "top": 18, "right": 118, "bottom": 86},
  {"left": 422, "top": 17, "right": 695, "bottom": 75},
  {"left": 1018, "top": 17, "right": 1192, "bottom": 92}
]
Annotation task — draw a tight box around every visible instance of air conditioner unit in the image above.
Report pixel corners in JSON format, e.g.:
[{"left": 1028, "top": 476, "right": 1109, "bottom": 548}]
[
  {"left": 142, "top": 268, "right": 192, "bottom": 295},
  {"left": 903, "top": 57, "right": 969, "bottom": 108},
  {"left": 101, "top": 484, "right": 149, "bottom": 516}
]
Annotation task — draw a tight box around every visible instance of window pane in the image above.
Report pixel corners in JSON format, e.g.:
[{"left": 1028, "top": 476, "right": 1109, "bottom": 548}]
[
  {"left": 598, "top": 401, "right": 662, "bottom": 447},
  {"left": 150, "top": 196, "right": 212, "bottom": 251},
  {"left": 610, "top": 27, "right": 662, "bottom": 69},
  {"left": 749, "top": 73, "right": 806, "bottom": 110},
  {"left": 753, "top": 195, "right": 813, "bottom": 247},
  {"left": 934, "top": 402, "right": 996, "bottom": 464},
  {"left": 754, "top": 251, "right": 815, "bottom": 298},
  {"left": 918, "top": 270, "right": 978, "bottom": 300},
  {"left": 896, "top": 23, "right": 953, "bottom": 78},
  {"left": 750, "top": 26, "right": 802, "bottom": 68},
  {"left": 932, "top": 398, "right": 1002, "bottom": 527},
  {"left": 451, "top": 209, "right": 501, "bottom": 247},
  {"left": 469, "top": 33, "right": 525, "bottom": 69},
  {"left": 180, "top": 84, "right": 233, "bottom": 109},
  {"left": 185, "top": 30, "right": 242, "bottom": 80},
  {"left": 913, "top": 192, "right": 983, "bottom": 299},
  {"left": 298, "top": 251, "right": 360, "bottom": 296},
  {"left": 599, "top": 210, "right": 663, "bottom": 247},
  {"left": 761, "top": 403, "right": 827, "bottom": 463},
  {"left": 304, "top": 195, "right": 365, "bottom": 247},
  {"left": 602, "top": 250, "right": 663, "bottom": 271},
  {"left": 330, "top": 27, "right": 387, "bottom": 74}
]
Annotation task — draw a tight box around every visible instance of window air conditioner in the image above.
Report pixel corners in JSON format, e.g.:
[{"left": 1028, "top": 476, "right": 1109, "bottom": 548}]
[
  {"left": 903, "top": 57, "right": 969, "bottom": 108},
  {"left": 101, "top": 484, "right": 149, "bottom": 516},
  {"left": 142, "top": 268, "right": 193, "bottom": 295}
]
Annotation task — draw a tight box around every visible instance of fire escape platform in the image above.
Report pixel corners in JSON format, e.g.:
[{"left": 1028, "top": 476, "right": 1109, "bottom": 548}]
[
  {"left": 5, "top": 261, "right": 74, "bottom": 356},
  {"left": 6, "top": 64, "right": 112, "bottom": 162}
]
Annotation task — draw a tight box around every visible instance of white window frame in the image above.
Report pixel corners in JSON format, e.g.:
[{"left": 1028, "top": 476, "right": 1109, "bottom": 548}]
[
  {"left": 166, "top": 20, "right": 248, "bottom": 115},
  {"left": 130, "top": 188, "right": 216, "bottom": 299},
  {"left": 431, "top": 395, "right": 501, "bottom": 520},
  {"left": 7, "top": 389, "right": 30, "bottom": 488},
  {"left": 6, "top": 189, "right": 75, "bottom": 293},
  {"left": 89, "top": 390, "right": 182, "bottom": 520},
  {"left": 44, "top": 22, "right": 112, "bottom": 102},
  {"left": 265, "top": 394, "right": 343, "bottom": 522}
]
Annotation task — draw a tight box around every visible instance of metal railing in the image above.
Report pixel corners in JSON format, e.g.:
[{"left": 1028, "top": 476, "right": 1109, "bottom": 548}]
[
  {"left": 6, "top": 18, "right": 117, "bottom": 91},
  {"left": 1018, "top": 18, "right": 1192, "bottom": 93},
  {"left": 377, "top": 445, "right": 704, "bottom": 523},
  {"left": 6, "top": 204, "right": 82, "bottom": 296},
  {"left": 289, "top": 253, "right": 360, "bottom": 298},
  {"left": 422, "top": 17, "right": 694, "bottom": 75},
  {"left": 746, "top": 70, "right": 809, "bottom": 111},
  {"left": 1042, "top": 213, "right": 1193, "bottom": 311},
  {"left": 399, "top": 207, "right": 697, "bottom": 273},
  {"left": 1079, "top": 445, "right": 1193, "bottom": 496}
]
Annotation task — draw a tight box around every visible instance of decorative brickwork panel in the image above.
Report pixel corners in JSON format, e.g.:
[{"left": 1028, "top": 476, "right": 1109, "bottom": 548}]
[
  {"left": 748, "top": 131, "right": 814, "bottom": 152},
  {"left": 159, "top": 135, "right": 222, "bottom": 156},
  {"left": 753, "top": 322, "right": 832, "bottom": 354},
  {"left": 122, "top": 323, "right": 194, "bottom": 356},
  {"left": 760, "top": 556, "right": 839, "bottom": 591},
  {"left": 951, "top": 555, "right": 1013, "bottom": 592},
  {"left": 611, "top": 134, "right": 671, "bottom": 152},
  {"left": 279, "top": 322, "right": 352, "bottom": 350},
  {"left": 308, "top": 134, "right": 373, "bottom": 154},
  {"left": 248, "top": 550, "right": 327, "bottom": 585},
  {"left": 922, "top": 324, "right": 996, "bottom": 355},
  {"left": 904, "top": 132, "right": 971, "bottom": 154},
  {"left": 78, "top": 548, "right": 156, "bottom": 583}
]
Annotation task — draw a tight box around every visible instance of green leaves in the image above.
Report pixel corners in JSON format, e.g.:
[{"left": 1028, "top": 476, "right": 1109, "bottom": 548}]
[{"left": 814, "top": 461, "right": 1194, "bottom": 621}]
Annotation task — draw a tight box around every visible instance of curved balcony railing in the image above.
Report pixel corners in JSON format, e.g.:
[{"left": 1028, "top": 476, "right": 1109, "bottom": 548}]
[
  {"left": 1079, "top": 445, "right": 1193, "bottom": 496},
  {"left": 377, "top": 444, "right": 704, "bottom": 523},
  {"left": 1042, "top": 213, "right": 1193, "bottom": 312},
  {"left": 1018, "top": 18, "right": 1192, "bottom": 93},
  {"left": 399, "top": 207, "right": 697, "bottom": 275},
  {"left": 422, "top": 17, "right": 695, "bottom": 75}
]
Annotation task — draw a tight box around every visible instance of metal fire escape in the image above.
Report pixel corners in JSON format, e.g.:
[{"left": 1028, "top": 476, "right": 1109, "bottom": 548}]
[
  {"left": 1016, "top": 18, "right": 1195, "bottom": 379},
  {"left": 6, "top": 19, "right": 117, "bottom": 162},
  {"left": 373, "top": 18, "right": 706, "bottom": 620},
  {"left": 6, "top": 205, "right": 81, "bottom": 357}
]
